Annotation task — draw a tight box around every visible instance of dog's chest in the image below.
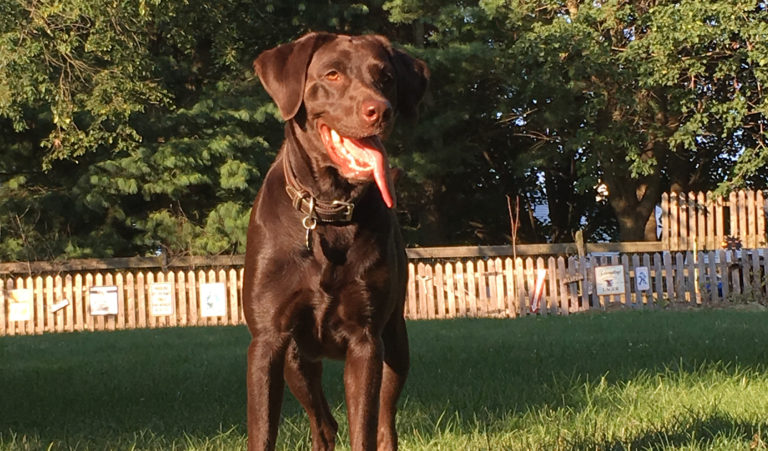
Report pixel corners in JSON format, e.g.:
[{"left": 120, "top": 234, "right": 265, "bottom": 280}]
[{"left": 290, "top": 227, "right": 394, "bottom": 358}]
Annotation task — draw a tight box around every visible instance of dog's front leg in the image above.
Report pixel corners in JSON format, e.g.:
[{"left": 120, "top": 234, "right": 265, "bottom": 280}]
[
  {"left": 344, "top": 334, "right": 384, "bottom": 451},
  {"left": 377, "top": 316, "right": 409, "bottom": 450},
  {"left": 247, "top": 335, "right": 288, "bottom": 451}
]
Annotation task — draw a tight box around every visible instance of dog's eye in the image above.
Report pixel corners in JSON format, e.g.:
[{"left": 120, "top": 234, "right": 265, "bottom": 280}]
[
  {"left": 375, "top": 71, "right": 394, "bottom": 89},
  {"left": 325, "top": 70, "right": 341, "bottom": 82}
]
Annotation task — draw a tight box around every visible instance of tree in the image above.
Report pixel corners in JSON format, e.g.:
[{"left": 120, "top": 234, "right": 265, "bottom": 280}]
[
  {"left": 493, "top": 0, "right": 768, "bottom": 240},
  {"left": 0, "top": 0, "right": 401, "bottom": 260},
  {"left": 392, "top": 0, "right": 768, "bottom": 242},
  {"left": 3, "top": 0, "right": 768, "bottom": 260}
]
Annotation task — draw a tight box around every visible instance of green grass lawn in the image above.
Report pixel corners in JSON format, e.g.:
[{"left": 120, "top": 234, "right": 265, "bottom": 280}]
[{"left": 2, "top": 309, "right": 768, "bottom": 450}]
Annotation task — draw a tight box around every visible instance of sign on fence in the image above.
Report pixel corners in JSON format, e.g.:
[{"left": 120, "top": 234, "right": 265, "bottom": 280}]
[
  {"left": 89, "top": 286, "right": 119, "bottom": 316},
  {"left": 199, "top": 283, "right": 227, "bottom": 317},
  {"left": 8, "top": 289, "right": 33, "bottom": 322},
  {"left": 635, "top": 267, "right": 650, "bottom": 291},
  {"left": 149, "top": 282, "right": 174, "bottom": 316},
  {"left": 595, "top": 266, "right": 625, "bottom": 296}
]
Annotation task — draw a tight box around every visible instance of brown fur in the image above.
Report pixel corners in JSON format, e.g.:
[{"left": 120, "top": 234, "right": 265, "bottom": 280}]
[{"left": 243, "top": 32, "right": 428, "bottom": 451}]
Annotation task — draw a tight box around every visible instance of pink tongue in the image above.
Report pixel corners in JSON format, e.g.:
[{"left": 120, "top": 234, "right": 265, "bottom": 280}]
[
  {"left": 342, "top": 138, "right": 395, "bottom": 208},
  {"left": 344, "top": 137, "right": 396, "bottom": 209}
]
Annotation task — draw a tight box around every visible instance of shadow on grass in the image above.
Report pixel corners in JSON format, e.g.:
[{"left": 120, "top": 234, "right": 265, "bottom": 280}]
[{"left": 571, "top": 412, "right": 765, "bottom": 450}]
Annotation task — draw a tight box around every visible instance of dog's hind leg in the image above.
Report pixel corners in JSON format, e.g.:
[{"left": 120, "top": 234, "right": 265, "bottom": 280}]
[
  {"left": 284, "top": 341, "right": 338, "bottom": 451},
  {"left": 377, "top": 315, "right": 410, "bottom": 450},
  {"left": 247, "top": 336, "right": 288, "bottom": 451}
]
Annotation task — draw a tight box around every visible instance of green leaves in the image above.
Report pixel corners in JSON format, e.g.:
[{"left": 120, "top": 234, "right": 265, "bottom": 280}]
[{"left": 3, "top": 0, "right": 768, "bottom": 258}]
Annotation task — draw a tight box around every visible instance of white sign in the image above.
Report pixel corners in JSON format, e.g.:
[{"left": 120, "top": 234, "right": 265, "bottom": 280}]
[
  {"left": 90, "top": 286, "right": 119, "bottom": 315},
  {"left": 8, "top": 289, "right": 33, "bottom": 322},
  {"left": 635, "top": 266, "right": 651, "bottom": 291},
  {"left": 199, "top": 283, "right": 227, "bottom": 317},
  {"left": 595, "top": 265, "right": 625, "bottom": 295},
  {"left": 149, "top": 282, "right": 174, "bottom": 316},
  {"left": 50, "top": 299, "right": 70, "bottom": 313}
]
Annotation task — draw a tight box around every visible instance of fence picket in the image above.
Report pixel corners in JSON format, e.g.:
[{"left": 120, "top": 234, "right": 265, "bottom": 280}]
[
  {"left": 486, "top": 259, "right": 497, "bottom": 316},
  {"left": 747, "top": 190, "right": 756, "bottom": 248},
  {"left": 555, "top": 257, "right": 569, "bottom": 315},
  {"left": 105, "top": 273, "right": 116, "bottom": 331},
  {"left": 759, "top": 191, "right": 766, "bottom": 247},
  {"left": 115, "top": 273, "right": 125, "bottom": 330},
  {"left": 476, "top": 260, "right": 487, "bottom": 317},
  {"left": 545, "top": 257, "right": 557, "bottom": 315},
  {"left": 494, "top": 258, "right": 506, "bottom": 316},
  {"left": 697, "top": 191, "right": 706, "bottom": 250},
  {"left": 661, "top": 193, "right": 670, "bottom": 249},
  {"left": 750, "top": 248, "right": 761, "bottom": 294},
  {"left": 176, "top": 271, "right": 187, "bottom": 326},
  {"left": 696, "top": 252, "right": 706, "bottom": 305},
  {"left": 434, "top": 263, "right": 445, "bottom": 318},
  {"left": 229, "top": 269, "right": 239, "bottom": 325},
  {"left": 0, "top": 283, "right": 5, "bottom": 336},
  {"left": 445, "top": 262, "right": 456, "bottom": 318},
  {"left": 456, "top": 262, "right": 467, "bottom": 317},
  {"left": 670, "top": 192, "right": 680, "bottom": 250},
  {"left": 189, "top": 271, "right": 199, "bottom": 326},
  {"left": 44, "top": 276, "right": 54, "bottom": 333},
  {"left": 35, "top": 276, "right": 45, "bottom": 334},
  {"left": 466, "top": 261, "right": 477, "bottom": 317},
  {"left": 716, "top": 195, "right": 725, "bottom": 244},
  {"left": 739, "top": 190, "right": 748, "bottom": 245},
  {"left": 705, "top": 192, "right": 715, "bottom": 250},
  {"left": 688, "top": 191, "right": 697, "bottom": 251},
  {"left": 407, "top": 263, "right": 417, "bottom": 319},
  {"left": 504, "top": 258, "right": 516, "bottom": 317}
]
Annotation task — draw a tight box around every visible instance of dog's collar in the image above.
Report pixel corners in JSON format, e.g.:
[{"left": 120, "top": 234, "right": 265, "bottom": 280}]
[{"left": 282, "top": 153, "right": 367, "bottom": 224}]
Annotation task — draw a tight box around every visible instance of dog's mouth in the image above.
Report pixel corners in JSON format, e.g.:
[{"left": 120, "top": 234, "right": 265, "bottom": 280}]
[{"left": 317, "top": 122, "right": 395, "bottom": 208}]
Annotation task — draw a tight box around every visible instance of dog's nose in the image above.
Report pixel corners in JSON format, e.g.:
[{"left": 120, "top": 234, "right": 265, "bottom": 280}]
[{"left": 362, "top": 99, "right": 392, "bottom": 125}]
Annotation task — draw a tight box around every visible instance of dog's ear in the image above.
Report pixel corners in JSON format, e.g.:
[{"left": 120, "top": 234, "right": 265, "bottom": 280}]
[
  {"left": 253, "top": 32, "right": 335, "bottom": 120},
  {"left": 390, "top": 47, "right": 430, "bottom": 121}
]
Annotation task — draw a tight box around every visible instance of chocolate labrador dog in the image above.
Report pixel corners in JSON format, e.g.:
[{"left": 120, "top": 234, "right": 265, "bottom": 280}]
[{"left": 243, "top": 32, "right": 428, "bottom": 450}]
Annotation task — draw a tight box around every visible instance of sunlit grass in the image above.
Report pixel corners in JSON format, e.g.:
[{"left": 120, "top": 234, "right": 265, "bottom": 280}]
[{"left": 2, "top": 310, "right": 768, "bottom": 450}]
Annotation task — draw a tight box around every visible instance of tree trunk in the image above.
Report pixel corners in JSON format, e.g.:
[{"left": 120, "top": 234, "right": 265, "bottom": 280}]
[
  {"left": 544, "top": 157, "right": 578, "bottom": 243},
  {"left": 606, "top": 173, "right": 662, "bottom": 241}
]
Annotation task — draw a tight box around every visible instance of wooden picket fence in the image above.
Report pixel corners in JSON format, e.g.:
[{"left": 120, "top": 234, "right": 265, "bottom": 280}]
[
  {"left": 661, "top": 189, "right": 766, "bottom": 250},
  {"left": 406, "top": 249, "right": 766, "bottom": 319},
  {"left": 2, "top": 247, "right": 767, "bottom": 335},
  {"left": 1, "top": 268, "right": 244, "bottom": 336}
]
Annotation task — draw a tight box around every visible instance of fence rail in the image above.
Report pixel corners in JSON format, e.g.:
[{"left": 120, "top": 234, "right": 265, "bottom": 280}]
[{"left": 2, "top": 247, "right": 765, "bottom": 336}]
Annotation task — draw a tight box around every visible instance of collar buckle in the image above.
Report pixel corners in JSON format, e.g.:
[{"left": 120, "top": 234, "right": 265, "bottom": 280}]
[{"left": 332, "top": 200, "right": 355, "bottom": 222}]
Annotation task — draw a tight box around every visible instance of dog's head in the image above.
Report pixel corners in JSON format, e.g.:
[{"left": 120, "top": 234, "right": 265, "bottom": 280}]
[{"left": 254, "top": 32, "right": 429, "bottom": 208}]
